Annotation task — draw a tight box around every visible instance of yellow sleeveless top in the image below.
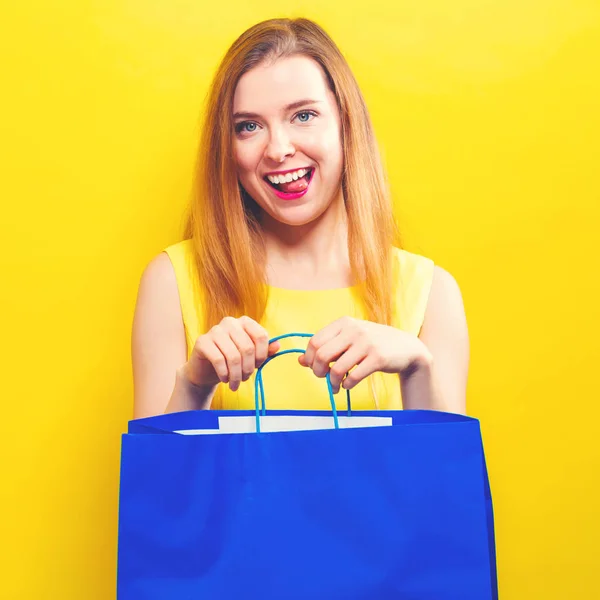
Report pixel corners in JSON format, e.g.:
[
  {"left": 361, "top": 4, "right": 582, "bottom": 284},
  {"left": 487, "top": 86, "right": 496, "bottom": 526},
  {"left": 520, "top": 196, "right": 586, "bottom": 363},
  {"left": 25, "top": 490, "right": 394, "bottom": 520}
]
[{"left": 164, "top": 240, "right": 434, "bottom": 411}]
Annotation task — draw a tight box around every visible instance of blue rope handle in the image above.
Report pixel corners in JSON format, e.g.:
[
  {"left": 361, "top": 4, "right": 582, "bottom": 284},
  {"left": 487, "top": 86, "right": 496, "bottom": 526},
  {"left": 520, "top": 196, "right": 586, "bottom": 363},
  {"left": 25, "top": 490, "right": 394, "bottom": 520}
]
[
  {"left": 266, "top": 333, "right": 352, "bottom": 415},
  {"left": 253, "top": 333, "right": 352, "bottom": 434}
]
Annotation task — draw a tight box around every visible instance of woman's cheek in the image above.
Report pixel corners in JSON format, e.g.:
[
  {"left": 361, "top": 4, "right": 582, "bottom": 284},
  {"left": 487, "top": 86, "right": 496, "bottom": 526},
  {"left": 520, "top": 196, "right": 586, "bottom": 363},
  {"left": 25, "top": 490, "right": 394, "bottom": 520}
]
[
  {"left": 313, "top": 127, "right": 342, "bottom": 154},
  {"left": 234, "top": 139, "right": 256, "bottom": 165}
]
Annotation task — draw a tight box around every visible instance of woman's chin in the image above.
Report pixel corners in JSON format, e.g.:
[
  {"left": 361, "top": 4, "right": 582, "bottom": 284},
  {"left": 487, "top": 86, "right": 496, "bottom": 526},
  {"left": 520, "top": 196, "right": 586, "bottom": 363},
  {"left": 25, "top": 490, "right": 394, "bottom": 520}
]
[{"left": 266, "top": 203, "right": 330, "bottom": 228}]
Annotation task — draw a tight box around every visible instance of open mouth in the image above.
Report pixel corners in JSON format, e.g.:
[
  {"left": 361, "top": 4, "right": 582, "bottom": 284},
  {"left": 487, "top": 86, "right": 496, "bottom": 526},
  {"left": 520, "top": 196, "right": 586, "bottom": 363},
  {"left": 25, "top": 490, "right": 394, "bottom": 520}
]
[{"left": 263, "top": 168, "right": 314, "bottom": 198}]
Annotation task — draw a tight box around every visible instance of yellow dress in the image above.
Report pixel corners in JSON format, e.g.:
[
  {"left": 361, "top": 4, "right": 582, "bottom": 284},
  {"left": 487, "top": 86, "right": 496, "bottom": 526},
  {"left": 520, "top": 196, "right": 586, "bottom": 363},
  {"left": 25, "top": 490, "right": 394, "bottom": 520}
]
[{"left": 164, "top": 240, "right": 434, "bottom": 411}]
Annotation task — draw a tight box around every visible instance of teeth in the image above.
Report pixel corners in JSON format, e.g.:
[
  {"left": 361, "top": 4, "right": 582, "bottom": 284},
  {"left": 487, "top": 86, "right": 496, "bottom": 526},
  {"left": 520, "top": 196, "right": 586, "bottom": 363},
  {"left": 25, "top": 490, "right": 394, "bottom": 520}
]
[{"left": 267, "top": 168, "right": 309, "bottom": 185}]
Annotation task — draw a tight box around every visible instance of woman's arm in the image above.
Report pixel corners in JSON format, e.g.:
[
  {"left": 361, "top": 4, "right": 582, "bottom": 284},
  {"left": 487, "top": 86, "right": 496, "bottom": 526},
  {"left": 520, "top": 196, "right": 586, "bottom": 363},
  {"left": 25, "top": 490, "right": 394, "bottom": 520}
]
[
  {"left": 405, "top": 265, "right": 470, "bottom": 413},
  {"left": 131, "top": 253, "right": 215, "bottom": 419},
  {"left": 299, "top": 265, "right": 470, "bottom": 414}
]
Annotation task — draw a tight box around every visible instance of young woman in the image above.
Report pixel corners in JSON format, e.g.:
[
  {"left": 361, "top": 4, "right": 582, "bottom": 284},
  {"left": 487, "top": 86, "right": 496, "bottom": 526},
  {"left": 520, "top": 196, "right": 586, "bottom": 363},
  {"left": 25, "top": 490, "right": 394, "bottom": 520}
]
[{"left": 131, "top": 18, "right": 469, "bottom": 419}]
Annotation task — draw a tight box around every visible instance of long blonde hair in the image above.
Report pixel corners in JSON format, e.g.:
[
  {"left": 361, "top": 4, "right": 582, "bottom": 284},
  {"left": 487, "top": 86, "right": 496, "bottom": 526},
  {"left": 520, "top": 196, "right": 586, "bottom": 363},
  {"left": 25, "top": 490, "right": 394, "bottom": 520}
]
[{"left": 185, "top": 18, "right": 399, "bottom": 332}]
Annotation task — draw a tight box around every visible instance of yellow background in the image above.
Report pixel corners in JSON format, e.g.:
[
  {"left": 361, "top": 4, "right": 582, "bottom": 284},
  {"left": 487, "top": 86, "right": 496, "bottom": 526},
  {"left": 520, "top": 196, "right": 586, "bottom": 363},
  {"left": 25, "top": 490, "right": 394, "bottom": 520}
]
[{"left": 1, "top": 0, "right": 599, "bottom": 598}]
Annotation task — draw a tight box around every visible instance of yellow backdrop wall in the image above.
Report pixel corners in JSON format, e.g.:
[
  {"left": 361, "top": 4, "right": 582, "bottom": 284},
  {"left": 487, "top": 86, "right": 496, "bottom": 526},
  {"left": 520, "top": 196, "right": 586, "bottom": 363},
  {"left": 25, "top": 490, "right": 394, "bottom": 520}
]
[{"left": 2, "top": 1, "right": 599, "bottom": 598}]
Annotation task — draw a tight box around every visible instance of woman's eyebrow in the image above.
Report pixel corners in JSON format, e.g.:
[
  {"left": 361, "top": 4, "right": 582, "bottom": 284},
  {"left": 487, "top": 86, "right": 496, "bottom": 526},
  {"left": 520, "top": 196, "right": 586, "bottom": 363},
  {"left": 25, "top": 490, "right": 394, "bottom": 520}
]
[{"left": 233, "top": 99, "right": 323, "bottom": 120}]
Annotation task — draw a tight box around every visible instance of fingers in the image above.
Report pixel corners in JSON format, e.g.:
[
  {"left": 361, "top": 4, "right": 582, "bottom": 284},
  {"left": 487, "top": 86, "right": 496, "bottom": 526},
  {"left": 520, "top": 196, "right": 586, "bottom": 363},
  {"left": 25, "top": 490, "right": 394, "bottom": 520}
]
[
  {"left": 300, "top": 318, "right": 378, "bottom": 393},
  {"left": 341, "top": 355, "right": 379, "bottom": 390},
  {"left": 310, "top": 334, "right": 354, "bottom": 378},
  {"left": 328, "top": 344, "right": 368, "bottom": 393},
  {"left": 191, "top": 316, "right": 277, "bottom": 391},
  {"left": 211, "top": 324, "right": 246, "bottom": 391},
  {"left": 237, "top": 316, "right": 280, "bottom": 364},
  {"left": 238, "top": 316, "right": 269, "bottom": 368},
  {"left": 228, "top": 319, "right": 260, "bottom": 385},
  {"left": 192, "top": 336, "right": 228, "bottom": 385},
  {"left": 214, "top": 316, "right": 276, "bottom": 392},
  {"left": 302, "top": 317, "right": 348, "bottom": 368}
]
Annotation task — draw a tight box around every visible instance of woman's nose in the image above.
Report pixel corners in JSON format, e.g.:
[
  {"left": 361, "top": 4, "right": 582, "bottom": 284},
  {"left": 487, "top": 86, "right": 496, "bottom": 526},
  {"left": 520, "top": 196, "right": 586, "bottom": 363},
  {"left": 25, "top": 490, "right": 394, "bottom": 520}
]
[{"left": 264, "top": 128, "right": 295, "bottom": 163}]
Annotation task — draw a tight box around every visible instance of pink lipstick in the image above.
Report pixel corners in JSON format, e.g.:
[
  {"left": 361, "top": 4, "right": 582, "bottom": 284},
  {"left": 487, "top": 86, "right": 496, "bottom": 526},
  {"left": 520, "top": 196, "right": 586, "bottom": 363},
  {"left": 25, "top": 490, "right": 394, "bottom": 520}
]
[{"left": 264, "top": 168, "right": 314, "bottom": 201}]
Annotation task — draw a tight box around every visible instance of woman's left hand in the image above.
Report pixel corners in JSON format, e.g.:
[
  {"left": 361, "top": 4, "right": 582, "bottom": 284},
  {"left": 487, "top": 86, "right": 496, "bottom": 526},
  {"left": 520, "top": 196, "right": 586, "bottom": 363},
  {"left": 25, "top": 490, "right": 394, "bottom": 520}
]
[{"left": 298, "top": 317, "right": 432, "bottom": 394}]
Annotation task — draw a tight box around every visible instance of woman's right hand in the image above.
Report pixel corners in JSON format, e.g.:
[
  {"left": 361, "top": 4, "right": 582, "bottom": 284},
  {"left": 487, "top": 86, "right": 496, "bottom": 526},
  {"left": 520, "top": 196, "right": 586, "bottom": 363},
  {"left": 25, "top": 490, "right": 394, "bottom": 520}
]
[{"left": 180, "top": 316, "right": 280, "bottom": 392}]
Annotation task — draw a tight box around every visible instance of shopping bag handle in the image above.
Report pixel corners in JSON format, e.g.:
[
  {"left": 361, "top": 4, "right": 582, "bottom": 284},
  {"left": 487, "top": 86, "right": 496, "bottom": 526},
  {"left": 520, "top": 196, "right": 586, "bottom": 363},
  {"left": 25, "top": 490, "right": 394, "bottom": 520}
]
[{"left": 253, "top": 333, "right": 352, "bottom": 434}]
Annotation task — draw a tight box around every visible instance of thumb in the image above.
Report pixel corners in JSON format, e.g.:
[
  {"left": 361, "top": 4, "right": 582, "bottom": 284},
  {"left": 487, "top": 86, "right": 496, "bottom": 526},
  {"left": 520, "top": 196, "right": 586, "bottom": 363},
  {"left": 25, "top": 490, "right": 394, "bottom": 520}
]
[{"left": 267, "top": 341, "right": 280, "bottom": 355}]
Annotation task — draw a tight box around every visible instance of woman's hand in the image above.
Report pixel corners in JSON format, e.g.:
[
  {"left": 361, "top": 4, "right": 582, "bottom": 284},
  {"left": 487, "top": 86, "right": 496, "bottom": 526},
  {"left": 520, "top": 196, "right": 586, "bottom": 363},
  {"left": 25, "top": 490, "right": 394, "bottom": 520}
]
[
  {"left": 298, "top": 317, "right": 432, "bottom": 394},
  {"left": 181, "top": 316, "right": 280, "bottom": 392}
]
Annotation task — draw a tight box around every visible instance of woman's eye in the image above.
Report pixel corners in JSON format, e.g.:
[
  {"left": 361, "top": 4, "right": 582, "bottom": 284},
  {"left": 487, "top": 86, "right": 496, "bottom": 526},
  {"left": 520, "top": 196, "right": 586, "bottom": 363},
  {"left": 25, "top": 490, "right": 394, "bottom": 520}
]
[
  {"left": 296, "top": 111, "right": 316, "bottom": 123},
  {"left": 236, "top": 121, "right": 258, "bottom": 134}
]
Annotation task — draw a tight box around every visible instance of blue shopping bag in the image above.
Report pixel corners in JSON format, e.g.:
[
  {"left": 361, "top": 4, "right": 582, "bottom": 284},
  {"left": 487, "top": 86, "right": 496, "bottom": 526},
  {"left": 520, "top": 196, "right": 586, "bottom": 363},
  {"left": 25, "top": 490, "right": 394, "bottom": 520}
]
[{"left": 117, "top": 334, "right": 498, "bottom": 600}]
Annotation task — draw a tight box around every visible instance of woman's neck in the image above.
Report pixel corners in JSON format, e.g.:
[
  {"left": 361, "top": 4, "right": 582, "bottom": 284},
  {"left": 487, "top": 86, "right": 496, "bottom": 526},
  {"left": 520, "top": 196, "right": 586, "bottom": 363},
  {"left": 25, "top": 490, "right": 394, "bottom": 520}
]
[{"left": 261, "top": 196, "right": 353, "bottom": 290}]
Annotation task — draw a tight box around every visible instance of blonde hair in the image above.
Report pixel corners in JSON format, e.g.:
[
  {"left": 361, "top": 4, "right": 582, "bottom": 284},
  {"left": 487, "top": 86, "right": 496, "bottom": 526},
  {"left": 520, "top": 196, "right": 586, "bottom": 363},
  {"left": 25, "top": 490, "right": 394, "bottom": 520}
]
[{"left": 185, "top": 17, "right": 399, "bottom": 332}]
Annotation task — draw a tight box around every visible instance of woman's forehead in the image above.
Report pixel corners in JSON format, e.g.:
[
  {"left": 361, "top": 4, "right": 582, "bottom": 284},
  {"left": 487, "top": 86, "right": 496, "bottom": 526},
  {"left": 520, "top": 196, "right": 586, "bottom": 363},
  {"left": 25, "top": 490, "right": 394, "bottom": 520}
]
[{"left": 232, "top": 55, "right": 333, "bottom": 115}]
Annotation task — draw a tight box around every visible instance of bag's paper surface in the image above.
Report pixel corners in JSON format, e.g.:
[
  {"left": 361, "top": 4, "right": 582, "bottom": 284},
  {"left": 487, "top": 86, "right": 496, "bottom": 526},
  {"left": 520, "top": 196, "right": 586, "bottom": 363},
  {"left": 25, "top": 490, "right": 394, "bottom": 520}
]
[{"left": 174, "top": 414, "right": 393, "bottom": 435}]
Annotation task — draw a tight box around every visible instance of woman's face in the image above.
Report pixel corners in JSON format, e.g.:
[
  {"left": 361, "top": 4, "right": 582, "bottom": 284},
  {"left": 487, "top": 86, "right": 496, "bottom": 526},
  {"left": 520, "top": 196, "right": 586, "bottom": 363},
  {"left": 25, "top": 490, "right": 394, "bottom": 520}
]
[{"left": 232, "top": 55, "right": 344, "bottom": 228}]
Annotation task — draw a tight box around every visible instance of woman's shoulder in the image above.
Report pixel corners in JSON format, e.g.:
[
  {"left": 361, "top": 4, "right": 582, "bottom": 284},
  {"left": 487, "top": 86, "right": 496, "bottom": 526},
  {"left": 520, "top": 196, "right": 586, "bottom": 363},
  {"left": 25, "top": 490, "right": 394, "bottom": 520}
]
[
  {"left": 132, "top": 240, "right": 200, "bottom": 363},
  {"left": 391, "top": 246, "right": 438, "bottom": 334},
  {"left": 390, "top": 246, "right": 464, "bottom": 335},
  {"left": 164, "top": 238, "right": 194, "bottom": 265},
  {"left": 134, "top": 239, "right": 198, "bottom": 315},
  {"left": 393, "top": 247, "right": 458, "bottom": 289},
  {"left": 392, "top": 246, "right": 460, "bottom": 291},
  {"left": 137, "top": 239, "right": 194, "bottom": 291},
  {"left": 392, "top": 246, "right": 435, "bottom": 282}
]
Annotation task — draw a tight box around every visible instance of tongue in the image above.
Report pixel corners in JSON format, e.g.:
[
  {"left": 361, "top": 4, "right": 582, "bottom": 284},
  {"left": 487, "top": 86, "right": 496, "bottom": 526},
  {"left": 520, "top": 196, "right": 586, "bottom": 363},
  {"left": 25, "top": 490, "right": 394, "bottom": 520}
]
[{"left": 277, "top": 175, "right": 308, "bottom": 194}]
